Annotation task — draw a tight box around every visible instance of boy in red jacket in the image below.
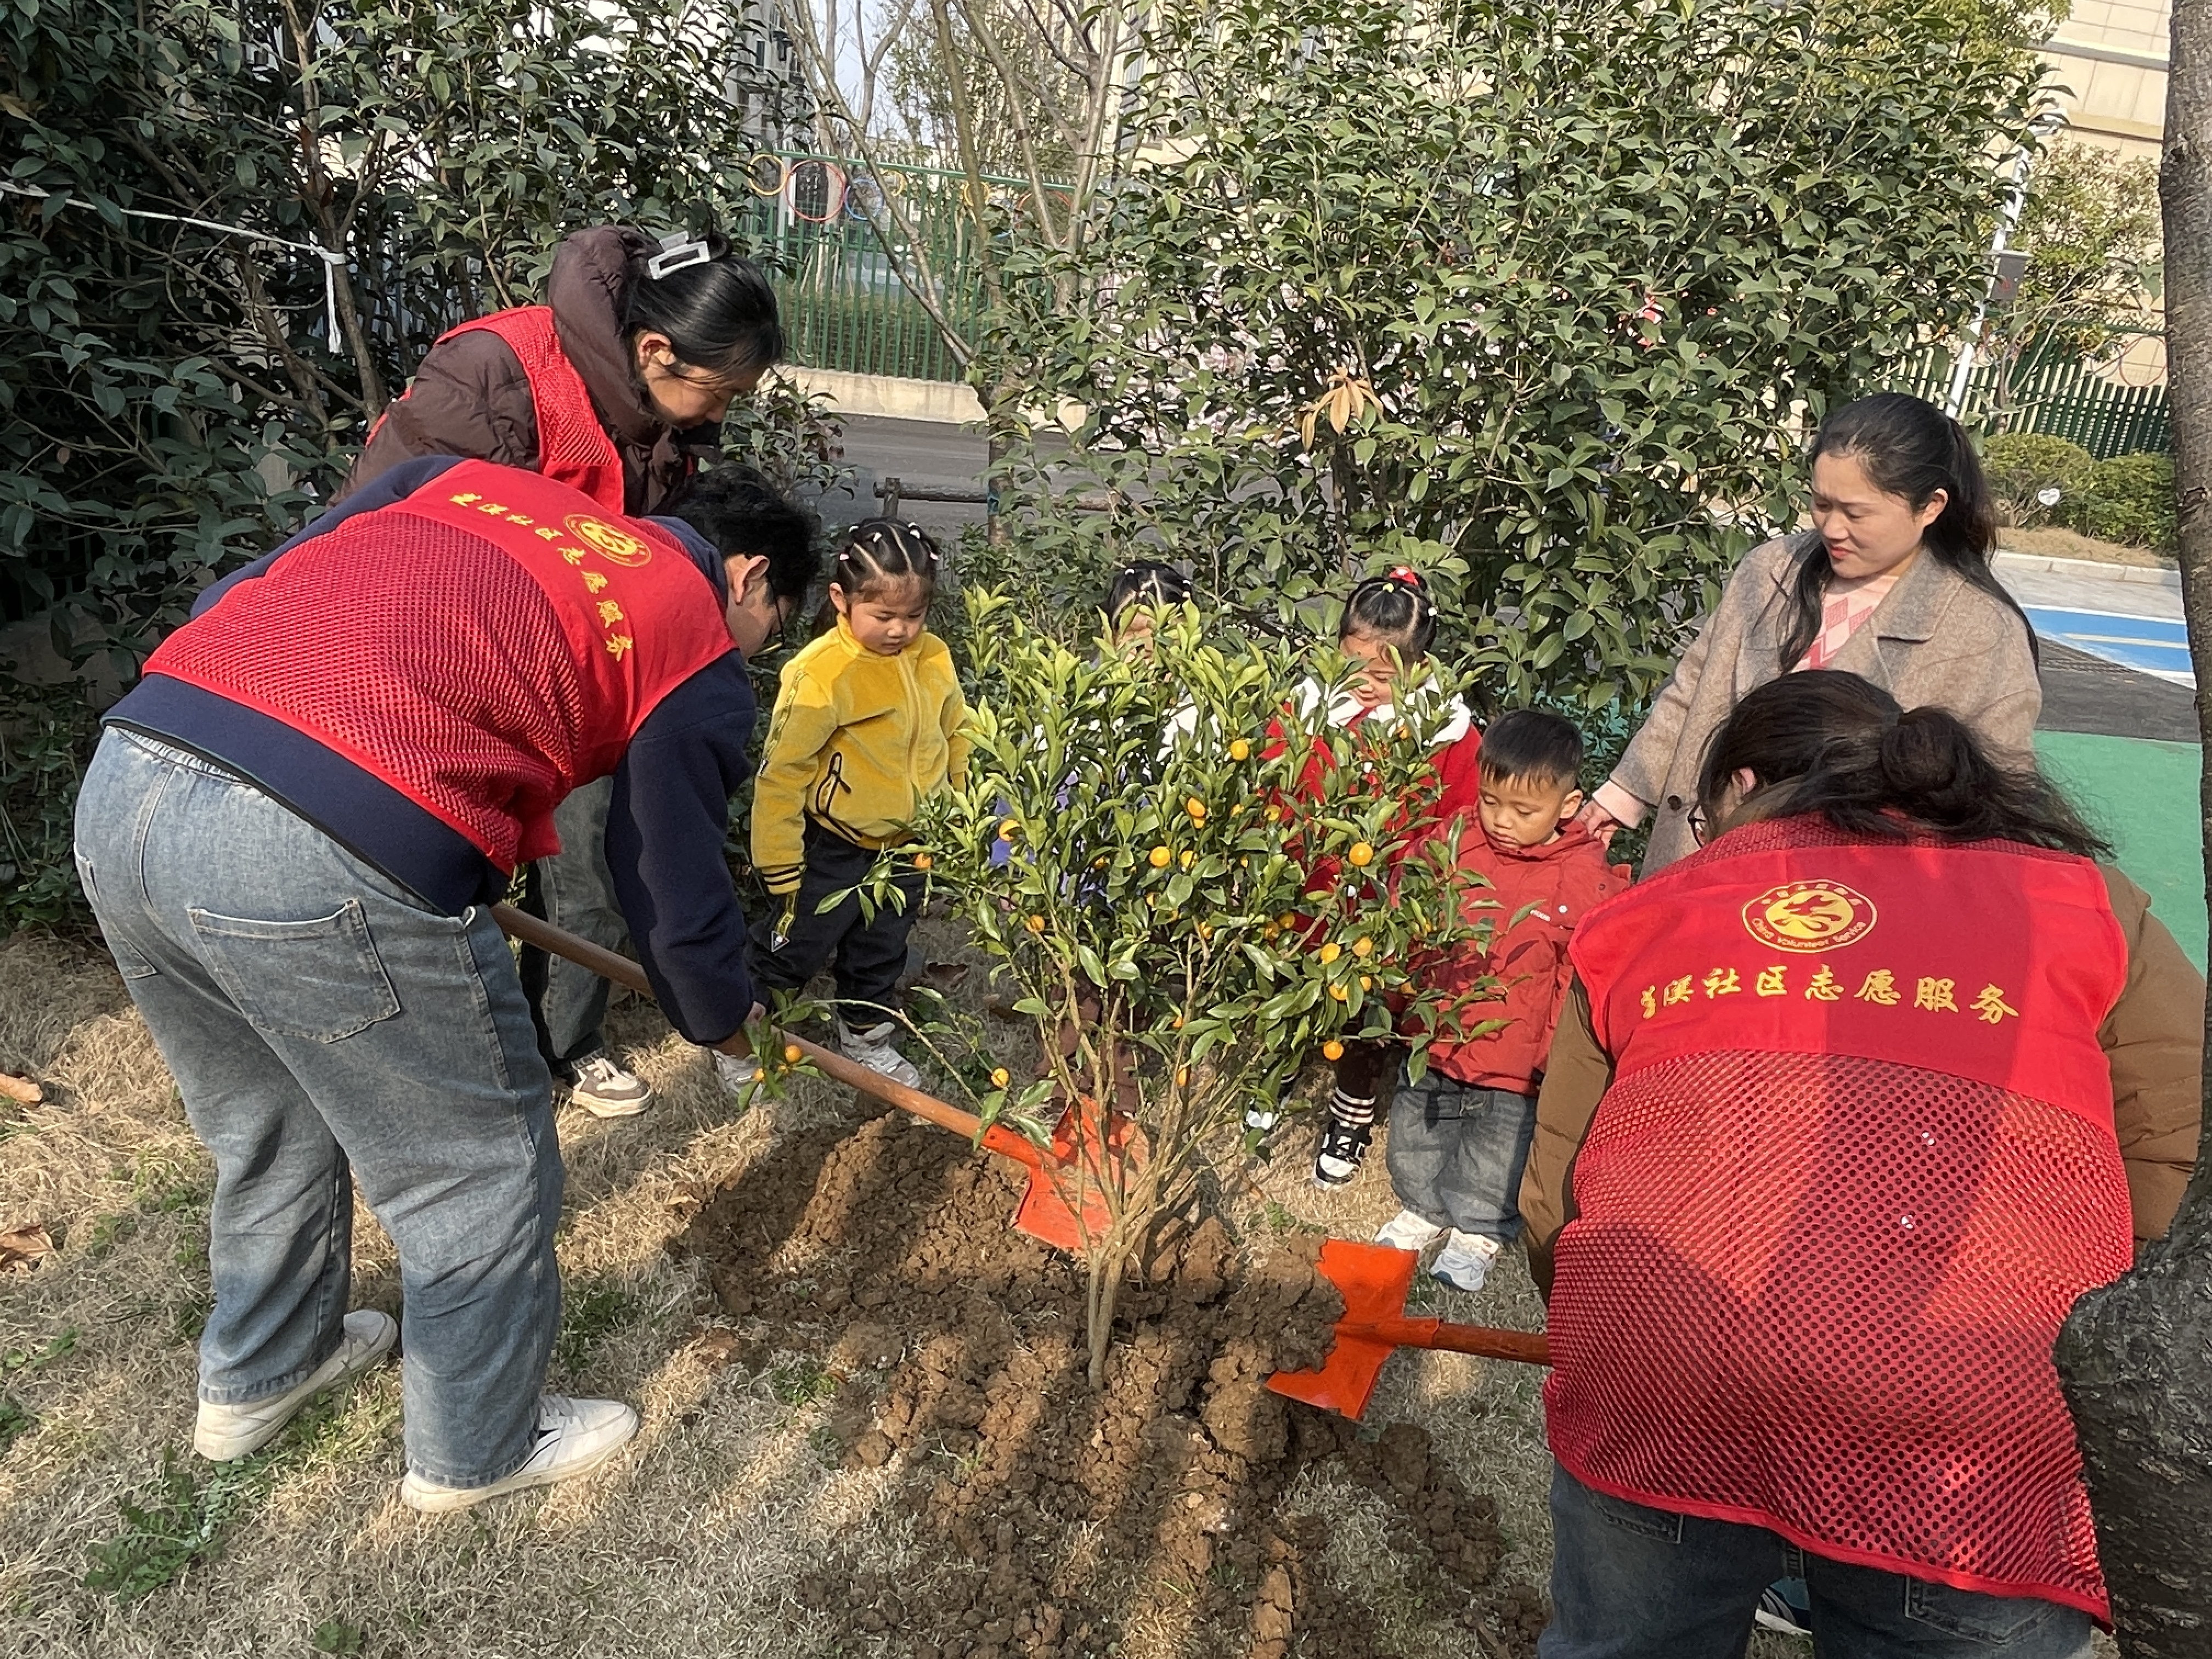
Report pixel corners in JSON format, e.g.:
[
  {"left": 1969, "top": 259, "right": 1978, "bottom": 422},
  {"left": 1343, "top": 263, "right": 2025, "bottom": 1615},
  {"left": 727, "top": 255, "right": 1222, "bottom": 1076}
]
[{"left": 1378, "top": 710, "right": 1629, "bottom": 1291}]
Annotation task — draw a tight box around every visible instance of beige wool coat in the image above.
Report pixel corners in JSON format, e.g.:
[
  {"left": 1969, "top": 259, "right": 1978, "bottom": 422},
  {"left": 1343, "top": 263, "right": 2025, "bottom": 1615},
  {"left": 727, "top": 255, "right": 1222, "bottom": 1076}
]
[{"left": 1611, "top": 536, "right": 2041, "bottom": 872}]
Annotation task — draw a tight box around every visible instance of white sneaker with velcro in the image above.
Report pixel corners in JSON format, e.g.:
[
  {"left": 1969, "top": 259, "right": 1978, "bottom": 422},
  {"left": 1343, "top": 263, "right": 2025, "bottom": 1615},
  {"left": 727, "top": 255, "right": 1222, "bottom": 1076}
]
[
  {"left": 1374, "top": 1209, "right": 1447, "bottom": 1252},
  {"left": 1430, "top": 1231, "right": 1504, "bottom": 1293},
  {"left": 836, "top": 1019, "right": 922, "bottom": 1088}
]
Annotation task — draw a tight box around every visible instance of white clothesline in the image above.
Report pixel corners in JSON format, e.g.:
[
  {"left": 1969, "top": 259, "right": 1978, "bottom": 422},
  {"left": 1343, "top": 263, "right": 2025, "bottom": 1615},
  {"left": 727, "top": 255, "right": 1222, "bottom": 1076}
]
[{"left": 1, "top": 179, "right": 348, "bottom": 343}]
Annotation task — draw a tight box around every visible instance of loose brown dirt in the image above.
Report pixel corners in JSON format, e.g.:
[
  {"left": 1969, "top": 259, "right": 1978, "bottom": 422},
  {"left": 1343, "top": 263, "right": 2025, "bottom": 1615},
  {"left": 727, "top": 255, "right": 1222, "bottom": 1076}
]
[{"left": 675, "top": 1102, "right": 1547, "bottom": 1659}]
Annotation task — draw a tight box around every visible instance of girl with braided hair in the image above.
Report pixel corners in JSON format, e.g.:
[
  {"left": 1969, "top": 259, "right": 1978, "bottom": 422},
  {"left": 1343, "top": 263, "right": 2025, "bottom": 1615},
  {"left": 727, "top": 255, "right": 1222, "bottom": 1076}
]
[{"left": 735, "top": 519, "right": 969, "bottom": 1088}]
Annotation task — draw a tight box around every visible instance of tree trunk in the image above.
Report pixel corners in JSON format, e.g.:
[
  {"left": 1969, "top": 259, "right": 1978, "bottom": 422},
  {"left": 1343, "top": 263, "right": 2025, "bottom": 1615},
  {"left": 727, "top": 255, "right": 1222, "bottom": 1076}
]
[{"left": 2051, "top": 3, "right": 2212, "bottom": 1648}]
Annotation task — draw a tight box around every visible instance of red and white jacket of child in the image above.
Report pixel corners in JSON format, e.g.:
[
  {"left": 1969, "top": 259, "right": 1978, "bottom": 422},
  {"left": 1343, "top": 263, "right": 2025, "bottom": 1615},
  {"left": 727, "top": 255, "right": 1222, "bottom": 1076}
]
[{"left": 1415, "top": 817, "right": 1629, "bottom": 1094}]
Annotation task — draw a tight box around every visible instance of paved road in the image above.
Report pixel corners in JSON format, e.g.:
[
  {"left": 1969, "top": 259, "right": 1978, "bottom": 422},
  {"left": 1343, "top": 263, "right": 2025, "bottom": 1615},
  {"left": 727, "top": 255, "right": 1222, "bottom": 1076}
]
[{"left": 809, "top": 414, "right": 994, "bottom": 543}]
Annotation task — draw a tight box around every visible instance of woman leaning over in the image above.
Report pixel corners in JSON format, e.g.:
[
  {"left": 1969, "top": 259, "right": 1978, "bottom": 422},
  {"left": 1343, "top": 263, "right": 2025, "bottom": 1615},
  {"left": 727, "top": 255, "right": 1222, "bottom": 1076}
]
[
  {"left": 1582, "top": 392, "right": 2040, "bottom": 872},
  {"left": 1523, "top": 670, "right": 2200, "bottom": 1658},
  {"left": 334, "top": 225, "right": 788, "bottom": 1117}
]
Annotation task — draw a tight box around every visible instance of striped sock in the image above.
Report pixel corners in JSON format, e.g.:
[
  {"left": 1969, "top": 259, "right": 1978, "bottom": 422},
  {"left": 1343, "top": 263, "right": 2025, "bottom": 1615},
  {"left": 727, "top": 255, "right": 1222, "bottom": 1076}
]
[{"left": 1329, "top": 1088, "right": 1376, "bottom": 1128}]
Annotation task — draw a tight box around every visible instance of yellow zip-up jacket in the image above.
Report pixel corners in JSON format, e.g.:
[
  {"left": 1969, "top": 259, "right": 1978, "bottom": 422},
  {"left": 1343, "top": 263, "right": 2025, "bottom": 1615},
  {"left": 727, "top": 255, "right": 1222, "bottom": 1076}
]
[{"left": 752, "top": 619, "right": 969, "bottom": 894}]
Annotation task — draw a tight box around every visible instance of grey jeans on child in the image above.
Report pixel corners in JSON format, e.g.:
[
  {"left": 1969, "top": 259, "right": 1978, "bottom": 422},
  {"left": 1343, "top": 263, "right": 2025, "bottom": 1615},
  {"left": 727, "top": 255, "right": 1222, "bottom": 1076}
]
[
  {"left": 1384, "top": 1070, "right": 1539, "bottom": 1242},
  {"left": 74, "top": 729, "right": 563, "bottom": 1489},
  {"left": 516, "top": 775, "right": 626, "bottom": 1069}
]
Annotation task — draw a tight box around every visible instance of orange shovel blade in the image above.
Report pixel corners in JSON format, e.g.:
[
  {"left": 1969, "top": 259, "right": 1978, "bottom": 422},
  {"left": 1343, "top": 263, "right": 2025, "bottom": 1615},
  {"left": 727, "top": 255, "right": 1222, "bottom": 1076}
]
[
  {"left": 1267, "top": 1238, "right": 1420, "bottom": 1418},
  {"left": 1010, "top": 1094, "right": 1148, "bottom": 1252},
  {"left": 1267, "top": 1239, "right": 1553, "bottom": 1420}
]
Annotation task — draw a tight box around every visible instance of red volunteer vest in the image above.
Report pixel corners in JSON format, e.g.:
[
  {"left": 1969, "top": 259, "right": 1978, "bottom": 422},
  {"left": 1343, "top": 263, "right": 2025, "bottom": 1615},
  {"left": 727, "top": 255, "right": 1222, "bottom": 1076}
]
[
  {"left": 439, "top": 306, "right": 628, "bottom": 511},
  {"left": 1556, "top": 816, "right": 2131, "bottom": 1618},
  {"left": 144, "top": 460, "right": 732, "bottom": 871}
]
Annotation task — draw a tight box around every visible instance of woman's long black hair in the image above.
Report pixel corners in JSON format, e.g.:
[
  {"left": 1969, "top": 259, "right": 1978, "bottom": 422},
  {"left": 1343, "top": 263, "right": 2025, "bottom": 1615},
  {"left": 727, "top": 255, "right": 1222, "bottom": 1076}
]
[
  {"left": 1780, "top": 393, "right": 2036, "bottom": 668},
  {"left": 1696, "top": 670, "right": 2107, "bottom": 857},
  {"left": 623, "top": 229, "right": 784, "bottom": 381}
]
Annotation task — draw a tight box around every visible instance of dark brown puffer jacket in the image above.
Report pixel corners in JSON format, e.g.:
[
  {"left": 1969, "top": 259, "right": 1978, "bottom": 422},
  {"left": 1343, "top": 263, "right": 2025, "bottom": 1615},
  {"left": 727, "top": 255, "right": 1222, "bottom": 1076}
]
[{"left": 334, "top": 227, "right": 709, "bottom": 515}]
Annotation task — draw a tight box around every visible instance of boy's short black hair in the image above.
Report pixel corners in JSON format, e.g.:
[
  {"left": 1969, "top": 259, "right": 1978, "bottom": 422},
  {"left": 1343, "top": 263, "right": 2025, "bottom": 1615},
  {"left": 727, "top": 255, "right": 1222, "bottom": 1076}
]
[
  {"left": 662, "top": 463, "right": 820, "bottom": 601},
  {"left": 1479, "top": 709, "right": 1584, "bottom": 789}
]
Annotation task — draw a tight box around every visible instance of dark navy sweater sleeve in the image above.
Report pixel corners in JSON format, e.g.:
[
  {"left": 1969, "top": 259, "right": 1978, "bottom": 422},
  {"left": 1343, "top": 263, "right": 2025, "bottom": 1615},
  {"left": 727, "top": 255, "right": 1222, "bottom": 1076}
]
[
  {"left": 191, "top": 455, "right": 467, "bottom": 618},
  {"left": 606, "top": 653, "right": 759, "bottom": 1046}
]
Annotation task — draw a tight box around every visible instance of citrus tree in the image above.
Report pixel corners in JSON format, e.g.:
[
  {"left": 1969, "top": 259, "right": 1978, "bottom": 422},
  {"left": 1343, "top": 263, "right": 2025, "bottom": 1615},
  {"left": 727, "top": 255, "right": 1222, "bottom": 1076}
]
[{"left": 862, "top": 594, "right": 1489, "bottom": 1386}]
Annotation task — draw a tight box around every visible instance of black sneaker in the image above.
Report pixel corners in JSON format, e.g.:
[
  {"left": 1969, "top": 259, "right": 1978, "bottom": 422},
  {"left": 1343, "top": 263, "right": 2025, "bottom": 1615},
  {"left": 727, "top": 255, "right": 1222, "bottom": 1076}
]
[{"left": 1312, "top": 1116, "right": 1373, "bottom": 1186}]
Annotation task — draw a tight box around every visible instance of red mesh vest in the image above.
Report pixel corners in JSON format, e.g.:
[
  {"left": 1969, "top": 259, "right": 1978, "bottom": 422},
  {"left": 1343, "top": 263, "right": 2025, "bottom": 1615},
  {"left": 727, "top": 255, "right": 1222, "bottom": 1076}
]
[
  {"left": 144, "top": 460, "right": 733, "bottom": 871},
  {"left": 1558, "top": 817, "right": 2131, "bottom": 1618},
  {"left": 441, "top": 307, "right": 628, "bottom": 510}
]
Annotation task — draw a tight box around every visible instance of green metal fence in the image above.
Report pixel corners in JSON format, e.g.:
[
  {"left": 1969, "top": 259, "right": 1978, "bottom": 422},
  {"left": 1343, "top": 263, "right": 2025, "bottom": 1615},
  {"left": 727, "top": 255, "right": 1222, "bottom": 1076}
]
[
  {"left": 728, "top": 153, "right": 1029, "bottom": 384},
  {"left": 733, "top": 155, "right": 2182, "bottom": 456},
  {"left": 1900, "top": 338, "right": 2170, "bottom": 459}
]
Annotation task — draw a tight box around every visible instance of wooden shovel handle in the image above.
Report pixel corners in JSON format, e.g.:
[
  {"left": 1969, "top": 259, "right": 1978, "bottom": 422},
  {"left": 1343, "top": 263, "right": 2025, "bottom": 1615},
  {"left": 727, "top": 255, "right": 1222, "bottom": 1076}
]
[
  {"left": 1341, "top": 1317, "right": 1552, "bottom": 1367},
  {"left": 489, "top": 903, "right": 1043, "bottom": 1170}
]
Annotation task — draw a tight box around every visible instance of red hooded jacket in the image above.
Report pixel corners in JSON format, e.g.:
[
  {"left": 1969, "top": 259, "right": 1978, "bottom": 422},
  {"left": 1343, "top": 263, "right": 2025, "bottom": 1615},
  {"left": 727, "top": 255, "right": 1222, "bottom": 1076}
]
[{"left": 1416, "top": 817, "right": 1629, "bottom": 1093}]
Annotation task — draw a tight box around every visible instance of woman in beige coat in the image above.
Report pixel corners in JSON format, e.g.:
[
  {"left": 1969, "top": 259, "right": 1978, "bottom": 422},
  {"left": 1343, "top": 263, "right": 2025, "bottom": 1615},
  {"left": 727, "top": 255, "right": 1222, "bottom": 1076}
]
[{"left": 1584, "top": 393, "right": 2040, "bottom": 871}]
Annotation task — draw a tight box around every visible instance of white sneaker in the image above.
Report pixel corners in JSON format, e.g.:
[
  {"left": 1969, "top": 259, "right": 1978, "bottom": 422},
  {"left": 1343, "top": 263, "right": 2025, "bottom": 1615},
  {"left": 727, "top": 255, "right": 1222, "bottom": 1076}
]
[
  {"left": 836, "top": 1019, "right": 922, "bottom": 1088},
  {"left": 712, "top": 1048, "right": 761, "bottom": 1099},
  {"left": 1243, "top": 1101, "right": 1284, "bottom": 1133},
  {"left": 193, "top": 1309, "right": 398, "bottom": 1461},
  {"left": 399, "top": 1394, "right": 639, "bottom": 1514},
  {"left": 1375, "top": 1209, "right": 1447, "bottom": 1252},
  {"left": 1431, "top": 1231, "right": 1504, "bottom": 1293},
  {"left": 568, "top": 1051, "right": 652, "bottom": 1118}
]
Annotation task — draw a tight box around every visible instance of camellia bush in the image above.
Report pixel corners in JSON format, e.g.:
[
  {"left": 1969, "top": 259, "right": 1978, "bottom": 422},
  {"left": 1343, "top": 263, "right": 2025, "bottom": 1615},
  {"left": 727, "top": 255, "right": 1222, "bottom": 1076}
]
[
  {"left": 865, "top": 594, "right": 1490, "bottom": 1385},
  {"left": 991, "top": 0, "right": 2045, "bottom": 709}
]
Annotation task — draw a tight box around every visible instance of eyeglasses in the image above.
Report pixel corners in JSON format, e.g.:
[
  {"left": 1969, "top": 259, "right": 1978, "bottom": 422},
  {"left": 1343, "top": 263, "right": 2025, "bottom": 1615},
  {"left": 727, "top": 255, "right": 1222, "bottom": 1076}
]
[{"left": 1687, "top": 803, "right": 1710, "bottom": 846}]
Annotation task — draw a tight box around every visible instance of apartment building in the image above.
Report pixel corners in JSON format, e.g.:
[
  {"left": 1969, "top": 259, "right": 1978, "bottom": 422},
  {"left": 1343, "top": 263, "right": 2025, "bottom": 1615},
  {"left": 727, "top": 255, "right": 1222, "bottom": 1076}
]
[{"left": 2042, "top": 1, "right": 2170, "bottom": 163}]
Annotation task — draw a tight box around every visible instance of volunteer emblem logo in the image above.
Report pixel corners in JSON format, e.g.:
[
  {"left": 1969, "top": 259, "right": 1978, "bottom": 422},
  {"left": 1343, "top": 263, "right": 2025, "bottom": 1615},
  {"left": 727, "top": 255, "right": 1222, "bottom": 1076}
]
[
  {"left": 565, "top": 515, "right": 654, "bottom": 566},
  {"left": 1741, "top": 880, "right": 1877, "bottom": 953}
]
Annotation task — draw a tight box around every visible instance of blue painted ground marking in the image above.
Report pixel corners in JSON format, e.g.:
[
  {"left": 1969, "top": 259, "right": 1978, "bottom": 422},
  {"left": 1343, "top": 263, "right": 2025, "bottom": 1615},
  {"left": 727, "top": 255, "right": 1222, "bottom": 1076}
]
[{"left": 2023, "top": 606, "right": 2193, "bottom": 685}]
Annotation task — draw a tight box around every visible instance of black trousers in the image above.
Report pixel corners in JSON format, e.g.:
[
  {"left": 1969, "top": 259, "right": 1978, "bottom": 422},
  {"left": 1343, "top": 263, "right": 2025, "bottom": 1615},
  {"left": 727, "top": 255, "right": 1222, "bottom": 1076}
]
[{"left": 751, "top": 819, "right": 922, "bottom": 1025}]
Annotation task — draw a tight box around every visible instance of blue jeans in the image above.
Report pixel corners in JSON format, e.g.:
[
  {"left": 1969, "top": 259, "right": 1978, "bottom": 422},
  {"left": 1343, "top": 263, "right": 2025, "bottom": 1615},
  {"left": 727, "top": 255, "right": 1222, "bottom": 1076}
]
[
  {"left": 517, "top": 775, "right": 623, "bottom": 1068},
  {"left": 1542, "top": 1464, "right": 2096, "bottom": 1659},
  {"left": 74, "top": 730, "right": 563, "bottom": 1488},
  {"left": 1383, "top": 1070, "right": 1537, "bottom": 1241}
]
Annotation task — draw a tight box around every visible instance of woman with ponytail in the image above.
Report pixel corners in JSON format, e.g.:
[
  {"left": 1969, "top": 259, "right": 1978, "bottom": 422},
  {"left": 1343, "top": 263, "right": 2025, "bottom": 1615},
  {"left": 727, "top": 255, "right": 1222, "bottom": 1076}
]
[
  {"left": 1583, "top": 393, "right": 2040, "bottom": 873},
  {"left": 331, "top": 225, "right": 790, "bottom": 1117},
  {"left": 1519, "top": 670, "right": 2201, "bottom": 1658}
]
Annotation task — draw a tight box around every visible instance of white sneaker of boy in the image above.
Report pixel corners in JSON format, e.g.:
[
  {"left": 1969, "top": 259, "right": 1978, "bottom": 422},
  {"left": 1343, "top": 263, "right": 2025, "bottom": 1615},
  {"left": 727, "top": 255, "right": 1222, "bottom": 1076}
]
[
  {"left": 711, "top": 1047, "right": 761, "bottom": 1099},
  {"left": 1430, "top": 1231, "right": 1504, "bottom": 1293},
  {"left": 399, "top": 1394, "right": 640, "bottom": 1514},
  {"left": 568, "top": 1050, "right": 652, "bottom": 1118},
  {"left": 837, "top": 1019, "right": 922, "bottom": 1089},
  {"left": 1374, "top": 1209, "right": 1447, "bottom": 1253},
  {"left": 1242, "top": 1100, "right": 1284, "bottom": 1133},
  {"left": 193, "top": 1309, "right": 398, "bottom": 1461}
]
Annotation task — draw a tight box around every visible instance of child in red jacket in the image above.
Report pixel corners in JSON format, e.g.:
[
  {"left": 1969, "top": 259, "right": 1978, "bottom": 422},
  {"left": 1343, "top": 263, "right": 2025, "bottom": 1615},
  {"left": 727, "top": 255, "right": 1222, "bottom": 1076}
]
[{"left": 1377, "top": 710, "right": 1629, "bottom": 1291}]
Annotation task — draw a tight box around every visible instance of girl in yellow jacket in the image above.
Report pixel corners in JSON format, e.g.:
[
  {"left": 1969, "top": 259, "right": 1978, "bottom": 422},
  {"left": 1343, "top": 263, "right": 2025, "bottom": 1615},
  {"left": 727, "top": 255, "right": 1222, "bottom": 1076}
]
[{"left": 742, "top": 520, "right": 968, "bottom": 1087}]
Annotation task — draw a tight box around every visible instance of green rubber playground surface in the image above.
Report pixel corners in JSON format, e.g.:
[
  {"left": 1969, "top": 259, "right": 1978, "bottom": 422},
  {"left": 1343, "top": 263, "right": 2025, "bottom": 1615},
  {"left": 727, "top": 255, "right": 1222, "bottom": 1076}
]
[{"left": 2036, "top": 731, "right": 2208, "bottom": 970}]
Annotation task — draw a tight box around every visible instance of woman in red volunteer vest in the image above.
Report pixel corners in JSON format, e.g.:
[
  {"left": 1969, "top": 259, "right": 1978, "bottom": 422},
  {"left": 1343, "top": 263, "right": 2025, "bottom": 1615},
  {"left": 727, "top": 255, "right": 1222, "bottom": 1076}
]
[
  {"left": 341, "top": 225, "right": 785, "bottom": 1118},
  {"left": 72, "top": 457, "right": 816, "bottom": 1514},
  {"left": 1521, "top": 670, "right": 2201, "bottom": 1659}
]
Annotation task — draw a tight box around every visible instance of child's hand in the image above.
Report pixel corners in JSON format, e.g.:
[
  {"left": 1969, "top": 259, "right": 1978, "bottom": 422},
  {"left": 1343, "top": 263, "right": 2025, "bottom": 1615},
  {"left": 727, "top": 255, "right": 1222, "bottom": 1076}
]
[{"left": 1575, "top": 799, "right": 1622, "bottom": 848}]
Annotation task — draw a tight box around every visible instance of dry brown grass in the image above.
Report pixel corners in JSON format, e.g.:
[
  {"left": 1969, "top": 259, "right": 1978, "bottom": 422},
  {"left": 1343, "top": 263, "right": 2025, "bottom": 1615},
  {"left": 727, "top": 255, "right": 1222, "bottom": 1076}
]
[
  {"left": 15, "top": 918, "right": 2062, "bottom": 1658},
  {"left": 2001, "top": 525, "right": 2176, "bottom": 570}
]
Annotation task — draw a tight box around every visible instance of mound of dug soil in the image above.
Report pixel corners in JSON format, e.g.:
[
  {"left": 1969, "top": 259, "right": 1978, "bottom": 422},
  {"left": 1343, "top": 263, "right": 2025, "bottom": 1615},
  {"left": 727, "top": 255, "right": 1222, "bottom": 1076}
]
[{"left": 675, "top": 1104, "right": 1547, "bottom": 1658}]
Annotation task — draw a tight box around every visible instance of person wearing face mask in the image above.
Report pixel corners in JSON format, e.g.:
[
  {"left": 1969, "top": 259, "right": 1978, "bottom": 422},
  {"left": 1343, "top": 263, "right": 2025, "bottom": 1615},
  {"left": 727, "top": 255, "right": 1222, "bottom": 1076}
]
[
  {"left": 1580, "top": 393, "right": 2040, "bottom": 873},
  {"left": 337, "top": 225, "right": 788, "bottom": 1118},
  {"left": 73, "top": 457, "right": 819, "bottom": 1514}
]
